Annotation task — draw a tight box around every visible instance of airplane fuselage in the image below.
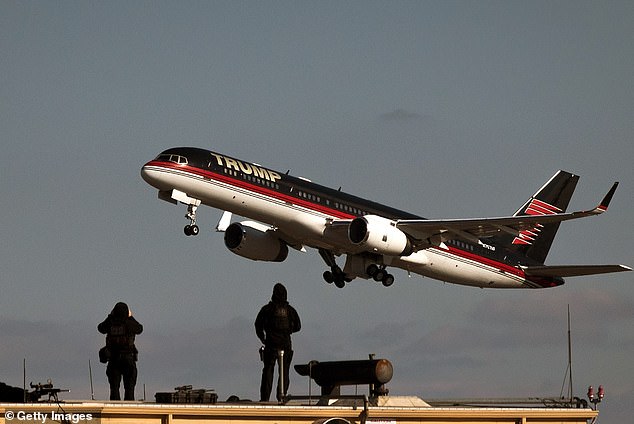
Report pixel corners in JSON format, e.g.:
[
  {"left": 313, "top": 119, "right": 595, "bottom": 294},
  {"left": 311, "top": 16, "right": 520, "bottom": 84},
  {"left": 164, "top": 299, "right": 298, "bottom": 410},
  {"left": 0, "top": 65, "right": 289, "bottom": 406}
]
[{"left": 141, "top": 147, "right": 567, "bottom": 289}]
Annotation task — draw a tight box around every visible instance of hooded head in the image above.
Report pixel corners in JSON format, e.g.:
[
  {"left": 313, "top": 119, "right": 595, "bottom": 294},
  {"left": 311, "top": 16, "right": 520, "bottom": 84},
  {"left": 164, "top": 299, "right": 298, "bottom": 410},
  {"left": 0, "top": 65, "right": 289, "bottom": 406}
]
[
  {"left": 271, "top": 283, "right": 287, "bottom": 304},
  {"left": 111, "top": 302, "right": 129, "bottom": 320}
]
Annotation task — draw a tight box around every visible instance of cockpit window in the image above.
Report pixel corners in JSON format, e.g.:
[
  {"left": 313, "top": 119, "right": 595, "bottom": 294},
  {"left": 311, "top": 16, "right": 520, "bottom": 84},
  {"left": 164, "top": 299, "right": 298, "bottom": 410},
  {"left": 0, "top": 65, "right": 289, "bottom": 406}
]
[{"left": 156, "top": 154, "right": 188, "bottom": 165}]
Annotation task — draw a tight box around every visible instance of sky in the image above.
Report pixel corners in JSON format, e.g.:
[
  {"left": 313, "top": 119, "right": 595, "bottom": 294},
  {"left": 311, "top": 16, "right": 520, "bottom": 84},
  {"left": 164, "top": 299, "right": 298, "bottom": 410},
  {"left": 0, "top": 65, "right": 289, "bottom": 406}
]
[{"left": 1, "top": 0, "right": 632, "bottom": 421}]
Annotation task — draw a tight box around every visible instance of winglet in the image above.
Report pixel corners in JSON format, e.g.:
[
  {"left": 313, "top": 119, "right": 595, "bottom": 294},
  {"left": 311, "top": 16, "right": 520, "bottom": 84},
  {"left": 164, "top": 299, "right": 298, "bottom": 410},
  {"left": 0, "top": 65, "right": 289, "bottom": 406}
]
[{"left": 594, "top": 182, "right": 619, "bottom": 213}]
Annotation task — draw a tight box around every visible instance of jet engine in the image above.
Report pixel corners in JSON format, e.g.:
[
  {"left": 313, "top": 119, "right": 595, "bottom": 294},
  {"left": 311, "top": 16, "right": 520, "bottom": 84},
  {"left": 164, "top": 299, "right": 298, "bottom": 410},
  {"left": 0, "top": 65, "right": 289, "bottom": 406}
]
[
  {"left": 224, "top": 221, "right": 288, "bottom": 262},
  {"left": 348, "top": 215, "right": 413, "bottom": 256}
]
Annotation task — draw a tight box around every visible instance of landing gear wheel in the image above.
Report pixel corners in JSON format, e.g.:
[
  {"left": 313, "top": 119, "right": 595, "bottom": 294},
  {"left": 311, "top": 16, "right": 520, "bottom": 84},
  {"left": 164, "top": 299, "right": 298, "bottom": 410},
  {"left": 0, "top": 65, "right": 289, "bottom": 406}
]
[
  {"left": 373, "top": 268, "right": 386, "bottom": 282},
  {"left": 184, "top": 204, "right": 199, "bottom": 236},
  {"left": 334, "top": 278, "right": 346, "bottom": 289},
  {"left": 382, "top": 273, "right": 395, "bottom": 287},
  {"left": 366, "top": 264, "right": 379, "bottom": 278},
  {"left": 323, "top": 266, "right": 347, "bottom": 288},
  {"left": 184, "top": 224, "right": 199, "bottom": 236},
  {"left": 332, "top": 267, "right": 347, "bottom": 288}
]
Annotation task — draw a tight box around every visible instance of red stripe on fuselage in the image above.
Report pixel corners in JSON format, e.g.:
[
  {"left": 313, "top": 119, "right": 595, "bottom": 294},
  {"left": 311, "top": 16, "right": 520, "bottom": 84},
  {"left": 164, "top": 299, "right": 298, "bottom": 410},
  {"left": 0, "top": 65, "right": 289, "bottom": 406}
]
[
  {"left": 442, "top": 246, "right": 560, "bottom": 288},
  {"left": 145, "top": 160, "right": 356, "bottom": 220},
  {"left": 444, "top": 245, "right": 523, "bottom": 277}
]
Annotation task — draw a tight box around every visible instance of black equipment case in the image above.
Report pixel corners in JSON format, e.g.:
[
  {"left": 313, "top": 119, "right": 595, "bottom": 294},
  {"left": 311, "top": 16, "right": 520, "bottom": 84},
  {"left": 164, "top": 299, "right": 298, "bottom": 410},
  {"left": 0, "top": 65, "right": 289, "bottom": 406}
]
[{"left": 155, "top": 385, "right": 217, "bottom": 404}]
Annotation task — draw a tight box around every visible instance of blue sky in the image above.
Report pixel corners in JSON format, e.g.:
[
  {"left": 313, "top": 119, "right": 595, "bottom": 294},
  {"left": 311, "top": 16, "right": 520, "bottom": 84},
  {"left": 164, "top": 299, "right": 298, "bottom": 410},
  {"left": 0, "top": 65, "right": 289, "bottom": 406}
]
[{"left": 1, "top": 1, "right": 632, "bottom": 421}]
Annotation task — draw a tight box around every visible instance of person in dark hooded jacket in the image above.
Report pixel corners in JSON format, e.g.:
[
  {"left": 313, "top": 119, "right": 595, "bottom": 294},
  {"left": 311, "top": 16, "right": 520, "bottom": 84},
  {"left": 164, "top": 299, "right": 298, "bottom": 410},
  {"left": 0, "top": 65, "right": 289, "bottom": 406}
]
[
  {"left": 255, "top": 283, "right": 301, "bottom": 402},
  {"left": 98, "top": 302, "right": 143, "bottom": 400}
]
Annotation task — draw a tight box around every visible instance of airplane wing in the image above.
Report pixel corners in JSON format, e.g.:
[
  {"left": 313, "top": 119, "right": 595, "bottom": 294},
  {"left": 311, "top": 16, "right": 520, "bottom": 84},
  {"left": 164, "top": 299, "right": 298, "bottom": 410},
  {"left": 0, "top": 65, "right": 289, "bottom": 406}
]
[
  {"left": 522, "top": 264, "right": 632, "bottom": 277},
  {"left": 395, "top": 182, "right": 619, "bottom": 246}
]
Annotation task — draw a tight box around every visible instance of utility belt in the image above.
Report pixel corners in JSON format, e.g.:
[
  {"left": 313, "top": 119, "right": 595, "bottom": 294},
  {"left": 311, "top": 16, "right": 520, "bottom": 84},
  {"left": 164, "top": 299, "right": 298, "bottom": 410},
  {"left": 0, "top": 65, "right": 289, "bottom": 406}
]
[
  {"left": 259, "top": 346, "right": 292, "bottom": 362},
  {"left": 99, "top": 346, "right": 138, "bottom": 363}
]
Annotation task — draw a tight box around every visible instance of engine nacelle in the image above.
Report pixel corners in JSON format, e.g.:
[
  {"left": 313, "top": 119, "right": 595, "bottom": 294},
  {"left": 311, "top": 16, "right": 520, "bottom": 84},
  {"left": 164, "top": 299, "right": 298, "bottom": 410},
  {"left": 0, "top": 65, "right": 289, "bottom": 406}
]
[
  {"left": 224, "top": 221, "right": 288, "bottom": 262},
  {"left": 348, "top": 215, "right": 413, "bottom": 256}
]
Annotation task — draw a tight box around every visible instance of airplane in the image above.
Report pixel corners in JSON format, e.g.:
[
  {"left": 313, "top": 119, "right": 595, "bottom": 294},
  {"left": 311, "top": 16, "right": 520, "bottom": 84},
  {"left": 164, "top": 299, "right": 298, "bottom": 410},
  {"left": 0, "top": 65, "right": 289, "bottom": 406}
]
[{"left": 141, "top": 147, "right": 631, "bottom": 289}]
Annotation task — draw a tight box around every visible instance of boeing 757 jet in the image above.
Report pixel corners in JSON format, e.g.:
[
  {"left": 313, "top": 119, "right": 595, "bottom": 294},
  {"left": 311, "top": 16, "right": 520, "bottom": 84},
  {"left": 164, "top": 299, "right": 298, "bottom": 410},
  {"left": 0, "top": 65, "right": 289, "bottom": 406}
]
[{"left": 141, "top": 147, "right": 630, "bottom": 289}]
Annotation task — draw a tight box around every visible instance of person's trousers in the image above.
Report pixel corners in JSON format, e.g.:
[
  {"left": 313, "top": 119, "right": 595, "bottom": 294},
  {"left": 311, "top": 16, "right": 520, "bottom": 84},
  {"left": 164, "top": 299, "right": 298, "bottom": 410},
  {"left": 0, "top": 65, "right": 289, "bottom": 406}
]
[
  {"left": 260, "top": 347, "right": 293, "bottom": 402},
  {"left": 106, "top": 353, "right": 137, "bottom": 400}
]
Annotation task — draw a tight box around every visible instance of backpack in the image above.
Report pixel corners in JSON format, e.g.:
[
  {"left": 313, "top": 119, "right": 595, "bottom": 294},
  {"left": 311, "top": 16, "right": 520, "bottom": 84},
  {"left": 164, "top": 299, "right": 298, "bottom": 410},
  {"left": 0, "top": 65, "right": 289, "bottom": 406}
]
[
  {"left": 107, "top": 322, "right": 132, "bottom": 349},
  {"left": 272, "top": 304, "right": 290, "bottom": 333}
]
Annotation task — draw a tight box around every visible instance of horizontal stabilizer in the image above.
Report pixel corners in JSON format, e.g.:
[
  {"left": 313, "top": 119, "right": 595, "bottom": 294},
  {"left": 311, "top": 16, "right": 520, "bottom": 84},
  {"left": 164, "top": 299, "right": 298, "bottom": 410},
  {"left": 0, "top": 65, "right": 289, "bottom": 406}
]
[{"left": 523, "top": 264, "right": 632, "bottom": 278}]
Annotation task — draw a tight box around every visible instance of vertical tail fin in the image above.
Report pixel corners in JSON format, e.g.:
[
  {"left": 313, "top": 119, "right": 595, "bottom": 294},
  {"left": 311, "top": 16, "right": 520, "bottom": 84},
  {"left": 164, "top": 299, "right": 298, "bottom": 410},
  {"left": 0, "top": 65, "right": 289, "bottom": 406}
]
[{"left": 491, "top": 170, "right": 579, "bottom": 264}]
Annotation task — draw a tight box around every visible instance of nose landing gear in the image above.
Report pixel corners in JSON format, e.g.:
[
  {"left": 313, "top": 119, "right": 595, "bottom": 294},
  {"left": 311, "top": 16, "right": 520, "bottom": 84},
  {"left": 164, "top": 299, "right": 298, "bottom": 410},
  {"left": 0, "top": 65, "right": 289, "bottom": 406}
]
[
  {"left": 163, "top": 190, "right": 202, "bottom": 237},
  {"left": 184, "top": 204, "right": 200, "bottom": 236}
]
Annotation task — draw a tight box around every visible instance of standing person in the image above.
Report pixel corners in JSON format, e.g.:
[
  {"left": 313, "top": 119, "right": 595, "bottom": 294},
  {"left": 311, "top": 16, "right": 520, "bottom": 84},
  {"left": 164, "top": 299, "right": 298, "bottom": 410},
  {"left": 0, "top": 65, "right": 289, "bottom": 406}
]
[
  {"left": 255, "top": 283, "right": 301, "bottom": 402},
  {"left": 98, "top": 302, "right": 143, "bottom": 401}
]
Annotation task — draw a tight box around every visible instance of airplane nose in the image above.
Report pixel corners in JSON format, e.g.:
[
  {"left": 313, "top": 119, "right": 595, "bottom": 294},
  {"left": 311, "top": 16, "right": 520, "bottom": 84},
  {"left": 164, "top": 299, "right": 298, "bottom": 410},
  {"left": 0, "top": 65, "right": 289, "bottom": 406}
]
[
  {"left": 140, "top": 163, "right": 162, "bottom": 188},
  {"left": 140, "top": 164, "right": 152, "bottom": 183},
  {"left": 141, "top": 161, "right": 177, "bottom": 192}
]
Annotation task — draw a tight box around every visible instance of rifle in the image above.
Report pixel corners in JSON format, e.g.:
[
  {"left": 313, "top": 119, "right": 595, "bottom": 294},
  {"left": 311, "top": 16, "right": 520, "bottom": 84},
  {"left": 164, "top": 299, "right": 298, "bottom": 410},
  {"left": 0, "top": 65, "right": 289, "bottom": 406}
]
[{"left": 29, "top": 380, "right": 69, "bottom": 402}]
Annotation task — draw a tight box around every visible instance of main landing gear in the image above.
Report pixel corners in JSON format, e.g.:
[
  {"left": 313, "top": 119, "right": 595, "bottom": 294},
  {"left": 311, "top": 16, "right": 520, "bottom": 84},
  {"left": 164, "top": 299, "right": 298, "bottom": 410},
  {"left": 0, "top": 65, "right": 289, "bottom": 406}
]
[
  {"left": 319, "top": 249, "right": 350, "bottom": 288},
  {"left": 319, "top": 250, "right": 395, "bottom": 288},
  {"left": 366, "top": 264, "right": 395, "bottom": 287},
  {"left": 183, "top": 204, "right": 200, "bottom": 236},
  {"left": 323, "top": 267, "right": 352, "bottom": 289}
]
